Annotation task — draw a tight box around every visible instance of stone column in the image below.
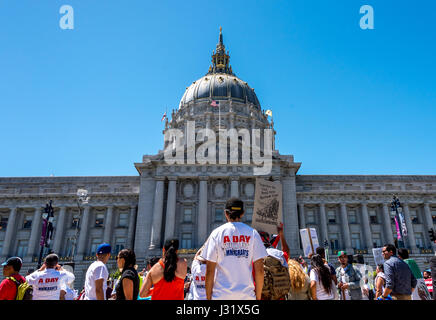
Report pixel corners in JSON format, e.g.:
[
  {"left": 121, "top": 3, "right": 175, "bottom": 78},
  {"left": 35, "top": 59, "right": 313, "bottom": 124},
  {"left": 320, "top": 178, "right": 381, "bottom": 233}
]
[
  {"left": 282, "top": 172, "right": 300, "bottom": 255},
  {"left": 127, "top": 206, "right": 137, "bottom": 249},
  {"left": 319, "top": 203, "right": 329, "bottom": 245},
  {"left": 381, "top": 203, "right": 394, "bottom": 245},
  {"left": 25, "top": 207, "right": 43, "bottom": 262},
  {"left": 230, "top": 177, "right": 239, "bottom": 198},
  {"left": 340, "top": 203, "right": 353, "bottom": 253},
  {"left": 103, "top": 206, "right": 114, "bottom": 244},
  {"left": 197, "top": 177, "right": 209, "bottom": 246},
  {"left": 298, "top": 203, "right": 306, "bottom": 230},
  {"left": 360, "top": 203, "right": 373, "bottom": 250},
  {"left": 75, "top": 205, "right": 91, "bottom": 260},
  {"left": 52, "top": 206, "right": 67, "bottom": 255},
  {"left": 134, "top": 176, "right": 156, "bottom": 258},
  {"left": 423, "top": 203, "right": 435, "bottom": 248},
  {"left": 1, "top": 207, "right": 18, "bottom": 259},
  {"left": 164, "top": 177, "right": 178, "bottom": 241},
  {"left": 149, "top": 178, "right": 165, "bottom": 250},
  {"left": 403, "top": 204, "right": 418, "bottom": 253}
]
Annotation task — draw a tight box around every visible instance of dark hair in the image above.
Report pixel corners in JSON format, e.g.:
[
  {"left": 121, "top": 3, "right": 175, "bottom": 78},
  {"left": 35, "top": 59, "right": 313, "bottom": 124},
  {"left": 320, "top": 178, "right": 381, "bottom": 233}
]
[
  {"left": 311, "top": 254, "right": 333, "bottom": 294},
  {"left": 44, "top": 254, "right": 59, "bottom": 268},
  {"left": 150, "top": 257, "right": 160, "bottom": 268},
  {"left": 163, "top": 238, "right": 179, "bottom": 282},
  {"left": 118, "top": 248, "right": 136, "bottom": 273},
  {"left": 397, "top": 248, "right": 409, "bottom": 259},
  {"left": 383, "top": 244, "right": 396, "bottom": 256},
  {"left": 315, "top": 247, "right": 325, "bottom": 258},
  {"left": 225, "top": 209, "right": 243, "bottom": 221},
  {"left": 377, "top": 264, "right": 384, "bottom": 272}
]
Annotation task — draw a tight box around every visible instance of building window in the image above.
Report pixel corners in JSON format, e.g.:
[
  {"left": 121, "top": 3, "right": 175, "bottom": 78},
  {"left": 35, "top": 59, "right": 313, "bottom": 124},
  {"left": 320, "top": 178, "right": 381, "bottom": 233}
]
[
  {"left": 17, "top": 240, "right": 29, "bottom": 258},
  {"left": 372, "top": 233, "right": 382, "bottom": 248},
  {"left": 369, "top": 209, "right": 378, "bottom": 224},
  {"left": 351, "top": 233, "right": 361, "bottom": 249},
  {"left": 306, "top": 210, "right": 316, "bottom": 224},
  {"left": 118, "top": 213, "right": 128, "bottom": 227},
  {"left": 415, "top": 233, "right": 424, "bottom": 248},
  {"left": 89, "top": 238, "right": 102, "bottom": 255},
  {"left": 181, "top": 233, "right": 192, "bottom": 249},
  {"left": 23, "top": 215, "right": 33, "bottom": 229},
  {"left": 409, "top": 210, "right": 419, "bottom": 224},
  {"left": 115, "top": 238, "right": 126, "bottom": 253},
  {"left": 0, "top": 216, "right": 8, "bottom": 231},
  {"left": 348, "top": 210, "right": 357, "bottom": 224},
  {"left": 183, "top": 208, "right": 192, "bottom": 223},
  {"left": 327, "top": 210, "right": 336, "bottom": 224},
  {"left": 431, "top": 210, "right": 436, "bottom": 223},
  {"left": 329, "top": 234, "right": 339, "bottom": 250},
  {"left": 214, "top": 208, "right": 223, "bottom": 223},
  {"left": 95, "top": 213, "right": 104, "bottom": 228},
  {"left": 245, "top": 207, "right": 253, "bottom": 223}
]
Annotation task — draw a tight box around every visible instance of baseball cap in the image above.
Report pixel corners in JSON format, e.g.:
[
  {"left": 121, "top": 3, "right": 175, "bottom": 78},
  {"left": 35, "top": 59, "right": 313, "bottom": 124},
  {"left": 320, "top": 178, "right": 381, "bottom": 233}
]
[
  {"left": 337, "top": 251, "right": 347, "bottom": 257},
  {"left": 225, "top": 197, "right": 244, "bottom": 213},
  {"left": 97, "top": 243, "right": 111, "bottom": 254},
  {"left": 1, "top": 257, "right": 23, "bottom": 271}
]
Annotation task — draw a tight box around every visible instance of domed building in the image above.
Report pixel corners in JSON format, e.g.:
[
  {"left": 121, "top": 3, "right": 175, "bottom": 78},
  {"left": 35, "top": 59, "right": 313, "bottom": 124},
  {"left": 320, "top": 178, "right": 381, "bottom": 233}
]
[{"left": 0, "top": 29, "right": 435, "bottom": 289}]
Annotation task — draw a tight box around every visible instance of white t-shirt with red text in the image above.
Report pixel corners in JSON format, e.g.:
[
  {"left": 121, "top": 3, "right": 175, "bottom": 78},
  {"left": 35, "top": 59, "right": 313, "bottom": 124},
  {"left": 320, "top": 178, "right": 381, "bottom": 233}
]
[
  {"left": 201, "top": 222, "right": 267, "bottom": 300},
  {"left": 187, "top": 259, "right": 207, "bottom": 300},
  {"left": 26, "top": 269, "right": 74, "bottom": 300}
]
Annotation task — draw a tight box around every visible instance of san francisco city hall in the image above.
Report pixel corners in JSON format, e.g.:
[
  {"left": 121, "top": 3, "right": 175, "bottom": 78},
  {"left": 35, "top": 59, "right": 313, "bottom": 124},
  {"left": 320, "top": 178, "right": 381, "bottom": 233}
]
[{"left": 1, "top": 30, "right": 435, "bottom": 288}]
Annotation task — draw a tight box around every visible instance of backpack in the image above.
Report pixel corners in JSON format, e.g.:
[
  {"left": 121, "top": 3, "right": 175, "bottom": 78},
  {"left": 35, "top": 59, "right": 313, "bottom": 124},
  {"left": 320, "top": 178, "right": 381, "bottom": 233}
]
[
  {"left": 261, "top": 255, "right": 291, "bottom": 300},
  {"left": 7, "top": 277, "right": 33, "bottom": 300}
]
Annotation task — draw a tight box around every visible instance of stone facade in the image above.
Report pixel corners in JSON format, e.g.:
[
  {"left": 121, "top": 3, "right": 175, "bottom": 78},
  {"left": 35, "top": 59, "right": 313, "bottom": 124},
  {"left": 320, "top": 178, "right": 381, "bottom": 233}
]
[{"left": 1, "top": 30, "right": 435, "bottom": 290}]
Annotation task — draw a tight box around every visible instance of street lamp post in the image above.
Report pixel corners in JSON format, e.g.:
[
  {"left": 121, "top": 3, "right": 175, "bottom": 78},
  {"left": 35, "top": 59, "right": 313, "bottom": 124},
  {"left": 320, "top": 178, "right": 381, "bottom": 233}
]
[
  {"left": 390, "top": 195, "right": 407, "bottom": 249},
  {"left": 37, "top": 200, "right": 54, "bottom": 268},
  {"left": 70, "top": 189, "right": 90, "bottom": 266}
]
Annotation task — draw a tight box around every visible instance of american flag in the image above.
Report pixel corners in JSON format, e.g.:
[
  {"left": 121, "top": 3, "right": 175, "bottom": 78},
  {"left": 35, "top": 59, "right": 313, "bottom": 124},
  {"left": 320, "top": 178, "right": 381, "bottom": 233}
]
[
  {"left": 210, "top": 100, "right": 219, "bottom": 107},
  {"left": 161, "top": 112, "right": 167, "bottom": 122}
]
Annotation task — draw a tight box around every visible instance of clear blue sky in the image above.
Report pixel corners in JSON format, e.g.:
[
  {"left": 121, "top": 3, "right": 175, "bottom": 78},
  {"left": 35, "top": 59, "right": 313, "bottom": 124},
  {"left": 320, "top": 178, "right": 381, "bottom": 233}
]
[{"left": 0, "top": 0, "right": 435, "bottom": 177}]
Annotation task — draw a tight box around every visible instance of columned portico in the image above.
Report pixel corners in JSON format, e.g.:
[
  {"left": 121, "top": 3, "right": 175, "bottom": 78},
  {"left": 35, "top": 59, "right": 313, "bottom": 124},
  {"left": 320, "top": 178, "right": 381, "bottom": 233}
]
[
  {"left": 298, "top": 203, "right": 306, "bottom": 230},
  {"left": 1, "top": 207, "right": 17, "bottom": 260},
  {"left": 164, "top": 177, "right": 178, "bottom": 240},
  {"left": 360, "top": 202, "right": 373, "bottom": 250},
  {"left": 149, "top": 177, "right": 165, "bottom": 250},
  {"left": 25, "top": 206, "right": 43, "bottom": 262},
  {"left": 75, "top": 205, "right": 91, "bottom": 260},
  {"left": 230, "top": 176, "right": 239, "bottom": 198},
  {"left": 197, "top": 176, "right": 208, "bottom": 246},
  {"left": 382, "top": 203, "right": 394, "bottom": 244},
  {"left": 52, "top": 206, "right": 67, "bottom": 255},
  {"left": 282, "top": 171, "right": 300, "bottom": 253},
  {"left": 340, "top": 203, "right": 353, "bottom": 253},
  {"left": 319, "top": 203, "right": 328, "bottom": 245},
  {"left": 403, "top": 203, "right": 418, "bottom": 253}
]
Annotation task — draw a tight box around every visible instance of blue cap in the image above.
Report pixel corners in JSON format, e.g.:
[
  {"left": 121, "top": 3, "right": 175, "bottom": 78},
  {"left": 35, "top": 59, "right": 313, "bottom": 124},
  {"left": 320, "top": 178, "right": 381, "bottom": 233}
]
[{"left": 97, "top": 243, "right": 111, "bottom": 254}]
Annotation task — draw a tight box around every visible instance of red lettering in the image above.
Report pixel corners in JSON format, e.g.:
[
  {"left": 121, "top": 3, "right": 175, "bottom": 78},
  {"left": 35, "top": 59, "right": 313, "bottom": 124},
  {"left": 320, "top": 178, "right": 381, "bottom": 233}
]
[
  {"left": 239, "top": 235, "right": 245, "bottom": 243},
  {"left": 195, "top": 276, "right": 199, "bottom": 281},
  {"left": 223, "top": 236, "right": 230, "bottom": 244},
  {"left": 232, "top": 236, "right": 239, "bottom": 243},
  {"left": 245, "top": 236, "right": 251, "bottom": 243},
  {"left": 38, "top": 279, "right": 43, "bottom": 284},
  {"left": 201, "top": 276, "right": 205, "bottom": 281}
]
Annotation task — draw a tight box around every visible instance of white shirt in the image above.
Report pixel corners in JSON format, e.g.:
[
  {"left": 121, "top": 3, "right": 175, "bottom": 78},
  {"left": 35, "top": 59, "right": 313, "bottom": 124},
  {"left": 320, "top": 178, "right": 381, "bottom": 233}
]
[
  {"left": 84, "top": 261, "right": 109, "bottom": 300},
  {"left": 339, "top": 267, "right": 351, "bottom": 300},
  {"left": 309, "top": 269, "right": 335, "bottom": 300},
  {"left": 201, "top": 222, "right": 267, "bottom": 300},
  {"left": 26, "top": 269, "right": 74, "bottom": 300},
  {"left": 187, "top": 259, "right": 207, "bottom": 300}
]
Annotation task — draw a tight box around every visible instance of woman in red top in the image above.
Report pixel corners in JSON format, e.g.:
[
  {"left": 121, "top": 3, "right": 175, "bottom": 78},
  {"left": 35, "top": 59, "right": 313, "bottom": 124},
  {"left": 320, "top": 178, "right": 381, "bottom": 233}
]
[{"left": 140, "top": 238, "right": 187, "bottom": 300}]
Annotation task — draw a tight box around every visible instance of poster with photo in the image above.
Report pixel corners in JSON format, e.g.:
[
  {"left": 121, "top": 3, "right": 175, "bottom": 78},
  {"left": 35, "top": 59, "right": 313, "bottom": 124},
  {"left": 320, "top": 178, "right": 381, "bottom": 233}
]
[
  {"left": 300, "top": 228, "right": 320, "bottom": 257},
  {"left": 251, "top": 178, "right": 283, "bottom": 235}
]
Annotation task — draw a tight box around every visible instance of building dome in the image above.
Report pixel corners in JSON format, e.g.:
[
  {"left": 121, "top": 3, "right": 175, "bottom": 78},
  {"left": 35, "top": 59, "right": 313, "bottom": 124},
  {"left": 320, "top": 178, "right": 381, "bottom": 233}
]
[{"left": 178, "top": 27, "right": 261, "bottom": 109}]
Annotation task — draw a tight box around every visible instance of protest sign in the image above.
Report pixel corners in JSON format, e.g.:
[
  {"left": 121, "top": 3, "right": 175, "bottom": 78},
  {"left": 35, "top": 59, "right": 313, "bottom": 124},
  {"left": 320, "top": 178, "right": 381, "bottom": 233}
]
[
  {"left": 299, "top": 228, "right": 319, "bottom": 257},
  {"left": 251, "top": 178, "right": 283, "bottom": 235},
  {"left": 372, "top": 248, "right": 384, "bottom": 265}
]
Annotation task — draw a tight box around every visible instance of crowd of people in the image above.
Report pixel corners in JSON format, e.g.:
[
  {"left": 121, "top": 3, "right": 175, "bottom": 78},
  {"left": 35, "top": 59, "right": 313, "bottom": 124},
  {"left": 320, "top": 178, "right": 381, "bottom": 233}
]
[{"left": 1, "top": 197, "right": 435, "bottom": 301}]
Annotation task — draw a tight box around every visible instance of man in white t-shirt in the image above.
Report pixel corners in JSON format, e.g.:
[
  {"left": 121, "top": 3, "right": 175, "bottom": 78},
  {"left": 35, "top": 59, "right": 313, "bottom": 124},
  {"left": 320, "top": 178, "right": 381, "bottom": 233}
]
[
  {"left": 26, "top": 254, "right": 75, "bottom": 300},
  {"left": 201, "top": 198, "right": 267, "bottom": 300},
  {"left": 83, "top": 243, "right": 111, "bottom": 300},
  {"left": 187, "top": 246, "right": 207, "bottom": 300}
]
